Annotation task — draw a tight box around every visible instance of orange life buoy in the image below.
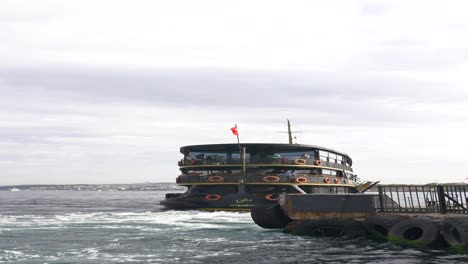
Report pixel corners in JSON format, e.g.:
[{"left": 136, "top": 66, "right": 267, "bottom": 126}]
[
  {"left": 265, "top": 194, "right": 278, "bottom": 201},
  {"left": 208, "top": 176, "right": 224, "bottom": 183},
  {"left": 262, "top": 176, "right": 280, "bottom": 182},
  {"left": 323, "top": 177, "right": 330, "bottom": 183},
  {"left": 334, "top": 178, "right": 340, "bottom": 184},
  {"left": 314, "top": 160, "right": 322, "bottom": 166},
  {"left": 204, "top": 194, "right": 222, "bottom": 201},
  {"left": 294, "top": 159, "right": 307, "bottom": 165},
  {"left": 294, "top": 177, "right": 308, "bottom": 183}
]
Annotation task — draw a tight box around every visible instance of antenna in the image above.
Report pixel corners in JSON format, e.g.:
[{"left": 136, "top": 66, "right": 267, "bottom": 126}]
[{"left": 278, "top": 119, "right": 302, "bottom": 144}]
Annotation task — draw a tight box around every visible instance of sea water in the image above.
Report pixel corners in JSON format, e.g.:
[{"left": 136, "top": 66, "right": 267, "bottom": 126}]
[{"left": 0, "top": 191, "right": 467, "bottom": 264}]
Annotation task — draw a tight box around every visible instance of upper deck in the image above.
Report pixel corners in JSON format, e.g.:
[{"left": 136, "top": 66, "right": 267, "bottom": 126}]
[{"left": 179, "top": 143, "right": 353, "bottom": 172}]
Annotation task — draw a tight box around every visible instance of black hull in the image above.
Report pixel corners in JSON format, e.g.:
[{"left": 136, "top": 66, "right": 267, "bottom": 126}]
[{"left": 160, "top": 193, "right": 277, "bottom": 210}]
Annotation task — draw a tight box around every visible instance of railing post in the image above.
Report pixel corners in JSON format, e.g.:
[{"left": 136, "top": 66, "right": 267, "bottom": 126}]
[
  {"left": 378, "top": 186, "right": 385, "bottom": 212},
  {"left": 437, "top": 185, "right": 447, "bottom": 214},
  {"left": 242, "top": 147, "right": 246, "bottom": 176}
]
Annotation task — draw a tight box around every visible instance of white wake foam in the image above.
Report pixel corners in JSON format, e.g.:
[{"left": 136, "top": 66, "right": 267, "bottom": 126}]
[{"left": 0, "top": 210, "right": 255, "bottom": 232}]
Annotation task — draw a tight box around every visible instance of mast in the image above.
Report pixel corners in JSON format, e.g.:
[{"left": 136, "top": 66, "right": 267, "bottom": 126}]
[
  {"left": 283, "top": 119, "right": 301, "bottom": 144},
  {"left": 287, "top": 119, "right": 293, "bottom": 144}
]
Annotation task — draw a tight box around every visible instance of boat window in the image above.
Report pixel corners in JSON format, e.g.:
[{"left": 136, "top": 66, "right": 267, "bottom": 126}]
[
  {"left": 319, "top": 151, "right": 329, "bottom": 161},
  {"left": 321, "top": 169, "right": 339, "bottom": 176},
  {"left": 231, "top": 152, "right": 250, "bottom": 164},
  {"left": 293, "top": 169, "right": 311, "bottom": 174},
  {"left": 186, "top": 151, "right": 254, "bottom": 165},
  {"left": 336, "top": 155, "right": 345, "bottom": 164},
  {"left": 187, "top": 170, "right": 207, "bottom": 176},
  {"left": 186, "top": 152, "right": 228, "bottom": 164},
  {"left": 345, "top": 158, "right": 352, "bottom": 167},
  {"left": 183, "top": 169, "right": 242, "bottom": 176},
  {"left": 345, "top": 172, "right": 356, "bottom": 181},
  {"left": 319, "top": 151, "right": 342, "bottom": 164},
  {"left": 190, "top": 185, "right": 237, "bottom": 194},
  {"left": 207, "top": 169, "right": 242, "bottom": 175},
  {"left": 187, "top": 152, "right": 203, "bottom": 159},
  {"left": 205, "top": 153, "right": 227, "bottom": 164},
  {"left": 299, "top": 186, "right": 350, "bottom": 194},
  {"left": 296, "top": 151, "right": 313, "bottom": 162},
  {"left": 251, "top": 152, "right": 285, "bottom": 164},
  {"left": 249, "top": 151, "right": 314, "bottom": 164},
  {"left": 245, "top": 185, "right": 300, "bottom": 194},
  {"left": 311, "top": 169, "right": 320, "bottom": 175},
  {"left": 246, "top": 168, "right": 280, "bottom": 176}
]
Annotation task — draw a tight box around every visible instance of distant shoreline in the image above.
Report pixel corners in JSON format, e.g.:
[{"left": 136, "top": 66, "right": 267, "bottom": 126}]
[{"left": 0, "top": 183, "right": 185, "bottom": 192}]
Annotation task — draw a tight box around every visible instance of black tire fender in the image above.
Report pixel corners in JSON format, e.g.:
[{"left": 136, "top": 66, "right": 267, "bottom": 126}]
[
  {"left": 363, "top": 215, "right": 407, "bottom": 240},
  {"left": 388, "top": 218, "right": 440, "bottom": 247},
  {"left": 441, "top": 217, "right": 468, "bottom": 252}
]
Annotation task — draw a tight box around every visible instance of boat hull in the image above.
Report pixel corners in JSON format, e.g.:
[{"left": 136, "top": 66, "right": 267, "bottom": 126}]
[{"left": 160, "top": 193, "right": 277, "bottom": 211}]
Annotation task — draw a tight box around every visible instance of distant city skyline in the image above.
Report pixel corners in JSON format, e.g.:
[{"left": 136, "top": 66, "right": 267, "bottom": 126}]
[
  {"left": 0, "top": 182, "right": 183, "bottom": 191},
  {"left": 1, "top": 1, "right": 468, "bottom": 185}
]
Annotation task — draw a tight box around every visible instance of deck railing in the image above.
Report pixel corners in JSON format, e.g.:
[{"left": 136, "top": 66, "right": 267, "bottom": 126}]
[
  {"left": 176, "top": 174, "right": 355, "bottom": 185},
  {"left": 180, "top": 158, "right": 351, "bottom": 171},
  {"left": 376, "top": 184, "right": 468, "bottom": 214}
]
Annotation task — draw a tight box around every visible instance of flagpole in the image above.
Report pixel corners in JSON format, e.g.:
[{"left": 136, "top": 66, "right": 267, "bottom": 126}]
[
  {"left": 230, "top": 124, "right": 243, "bottom": 175},
  {"left": 235, "top": 124, "right": 241, "bottom": 155}
]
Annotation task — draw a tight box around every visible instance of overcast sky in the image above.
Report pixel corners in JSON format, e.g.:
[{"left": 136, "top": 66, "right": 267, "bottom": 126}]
[{"left": 1, "top": 0, "right": 468, "bottom": 185}]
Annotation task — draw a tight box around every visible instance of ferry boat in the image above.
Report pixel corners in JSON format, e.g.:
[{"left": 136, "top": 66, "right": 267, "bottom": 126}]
[{"left": 161, "top": 127, "right": 360, "bottom": 210}]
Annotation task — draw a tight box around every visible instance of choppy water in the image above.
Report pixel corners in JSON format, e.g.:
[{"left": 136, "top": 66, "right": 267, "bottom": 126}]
[{"left": 1, "top": 191, "right": 467, "bottom": 264}]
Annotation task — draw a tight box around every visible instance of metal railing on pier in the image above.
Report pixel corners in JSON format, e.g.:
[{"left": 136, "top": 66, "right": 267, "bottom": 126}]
[{"left": 376, "top": 184, "right": 468, "bottom": 214}]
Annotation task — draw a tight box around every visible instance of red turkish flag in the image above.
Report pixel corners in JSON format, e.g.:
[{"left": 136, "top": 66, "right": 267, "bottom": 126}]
[{"left": 230, "top": 126, "right": 238, "bottom": 136}]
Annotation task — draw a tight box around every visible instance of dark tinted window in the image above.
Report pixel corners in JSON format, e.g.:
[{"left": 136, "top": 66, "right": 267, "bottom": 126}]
[
  {"left": 191, "top": 185, "right": 237, "bottom": 194},
  {"left": 245, "top": 185, "right": 300, "bottom": 194}
]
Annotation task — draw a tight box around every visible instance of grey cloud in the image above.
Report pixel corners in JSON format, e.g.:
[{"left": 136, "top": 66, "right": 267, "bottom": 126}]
[
  {"left": 1, "top": 66, "right": 463, "bottom": 104},
  {"left": 1, "top": 67, "right": 290, "bottom": 106},
  {"left": 0, "top": 128, "right": 102, "bottom": 145},
  {"left": 1, "top": 66, "right": 466, "bottom": 132}
]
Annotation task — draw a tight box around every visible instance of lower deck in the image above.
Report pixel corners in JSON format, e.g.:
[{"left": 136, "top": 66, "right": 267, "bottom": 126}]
[{"left": 161, "top": 182, "right": 358, "bottom": 210}]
